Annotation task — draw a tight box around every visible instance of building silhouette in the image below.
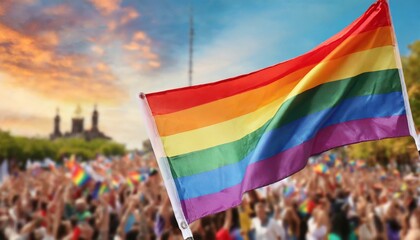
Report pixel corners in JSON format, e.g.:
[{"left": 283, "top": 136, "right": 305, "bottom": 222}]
[{"left": 50, "top": 105, "right": 111, "bottom": 141}]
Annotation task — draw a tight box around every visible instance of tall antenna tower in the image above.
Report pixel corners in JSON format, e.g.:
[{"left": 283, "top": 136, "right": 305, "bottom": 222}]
[{"left": 188, "top": 2, "right": 194, "bottom": 86}]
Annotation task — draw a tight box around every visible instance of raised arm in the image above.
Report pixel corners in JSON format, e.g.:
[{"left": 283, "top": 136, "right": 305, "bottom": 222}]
[{"left": 223, "top": 209, "right": 232, "bottom": 230}]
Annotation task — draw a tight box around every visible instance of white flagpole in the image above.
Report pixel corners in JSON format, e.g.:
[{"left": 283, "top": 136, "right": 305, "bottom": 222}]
[
  {"left": 138, "top": 93, "right": 194, "bottom": 240},
  {"left": 385, "top": 0, "right": 420, "bottom": 152}
]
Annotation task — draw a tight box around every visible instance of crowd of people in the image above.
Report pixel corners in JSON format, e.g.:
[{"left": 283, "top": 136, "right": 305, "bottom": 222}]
[{"left": 0, "top": 151, "right": 419, "bottom": 240}]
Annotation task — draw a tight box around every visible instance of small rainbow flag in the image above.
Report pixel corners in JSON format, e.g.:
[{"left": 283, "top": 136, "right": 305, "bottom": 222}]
[
  {"left": 99, "top": 182, "right": 109, "bottom": 194},
  {"left": 298, "top": 201, "right": 308, "bottom": 216},
  {"left": 356, "top": 159, "right": 366, "bottom": 168},
  {"left": 298, "top": 199, "right": 316, "bottom": 217},
  {"left": 336, "top": 173, "right": 342, "bottom": 183},
  {"left": 92, "top": 181, "right": 109, "bottom": 199},
  {"left": 126, "top": 177, "right": 134, "bottom": 189},
  {"left": 111, "top": 177, "right": 120, "bottom": 189},
  {"left": 334, "top": 159, "right": 342, "bottom": 168},
  {"left": 65, "top": 154, "right": 76, "bottom": 170},
  {"left": 313, "top": 163, "right": 328, "bottom": 174},
  {"left": 283, "top": 185, "right": 295, "bottom": 198},
  {"left": 128, "top": 172, "right": 147, "bottom": 183},
  {"left": 71, "top": 164, "right": 91, "bottom": 187}
]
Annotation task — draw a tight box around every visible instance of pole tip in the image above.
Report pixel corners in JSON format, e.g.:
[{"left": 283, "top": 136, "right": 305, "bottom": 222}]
[{"left": 139, "top": 92, "right": 146, "bottom": 99}]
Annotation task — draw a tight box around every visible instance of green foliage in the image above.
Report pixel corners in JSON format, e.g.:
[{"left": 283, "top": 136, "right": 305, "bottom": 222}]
[
  {"left": 349, "top": 41, "right": 420, "bottom": 164},
  {"left": 404, "top": 41, "right": 420, "bottom": 126},
  {"left": 0, "top": 131, "right": 20, "bottom": 159},
  {"left": 0, "top": 130, "right": 126, "bottom": 162},
  {"left": 99, "top": 142, "right": 126, "bottom": 156}
]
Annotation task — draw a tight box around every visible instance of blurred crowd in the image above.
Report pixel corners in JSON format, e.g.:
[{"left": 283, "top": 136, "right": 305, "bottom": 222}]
[{"left": 0, "top": 152, "right": 420, "bottom": 240}]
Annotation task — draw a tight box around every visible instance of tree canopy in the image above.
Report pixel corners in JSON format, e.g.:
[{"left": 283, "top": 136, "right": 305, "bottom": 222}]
[{"left": 0, "top": 130, "right": 126, "bottom": 162}]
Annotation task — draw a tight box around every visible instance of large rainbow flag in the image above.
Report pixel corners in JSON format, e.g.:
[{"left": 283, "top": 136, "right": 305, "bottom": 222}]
[{"left": 139, "top": 0, "right": 419, "bottom": 236}]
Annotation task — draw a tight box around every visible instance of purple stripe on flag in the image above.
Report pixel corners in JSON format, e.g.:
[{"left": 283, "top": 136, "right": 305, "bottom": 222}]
[{"left": 181, "top": 115, "right": 409, "bottom": 222}]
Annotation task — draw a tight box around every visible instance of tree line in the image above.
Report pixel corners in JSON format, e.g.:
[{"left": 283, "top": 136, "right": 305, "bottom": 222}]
[{"left": 0, "top": 130, "right": 126, "bottom": 162}]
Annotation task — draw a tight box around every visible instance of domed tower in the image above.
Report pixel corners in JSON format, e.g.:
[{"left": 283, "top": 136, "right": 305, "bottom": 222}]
[
  {"left": 71, "top": 105, "right": 84, "bottom": 134},
  {"left": 91, "top": 104, "right": 99, "bottom": 132},
  {"left": 50, "top": 108, "right": 62, "bottom": 139}
]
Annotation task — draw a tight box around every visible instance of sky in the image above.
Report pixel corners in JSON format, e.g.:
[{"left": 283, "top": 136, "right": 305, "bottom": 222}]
[{"left": 0, "top": 0, "right": 419, "bottom": 149}]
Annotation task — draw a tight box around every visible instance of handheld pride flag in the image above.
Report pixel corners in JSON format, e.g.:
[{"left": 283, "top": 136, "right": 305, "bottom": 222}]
[
  {"left": 313, "top": 163, "right": 328, "bottom": 174},
  {"left": 283, "top": 185, "right": 295, "bottom": 198},
  {"left": 71, "top": 164, "right": 91, "bottom": 187},
  {"left": 126, "top": 177, "right": 134, "bottom": 189},
  {"left": 356, "top": 159, "right": 367, "bottom": 168},
  {"left": 298, "top": 199, "right": 316, "bottom": 217},
  {"left": 336, "top": 173, "right": 343, "bottom": 183},
  {"left": 92, "top": 181, "right": 109, "bottom": 199},
  {"left": 65, "top": 154, "right": 76, "bottom": 170},
  {"left": 128, "top": 172, "right": 147, "bottom": 183},
  {"left": 139, "top": 1, "right": 420, "bottom": 238}
]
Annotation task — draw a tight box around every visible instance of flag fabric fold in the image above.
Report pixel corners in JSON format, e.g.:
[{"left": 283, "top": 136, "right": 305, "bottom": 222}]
[{"left": 139, "top": 0, "right": 418, "bottom": 226}]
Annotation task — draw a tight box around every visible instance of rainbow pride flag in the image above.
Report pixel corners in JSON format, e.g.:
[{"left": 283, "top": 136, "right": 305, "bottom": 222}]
[
  {"left": 126, "top": 177, "right": 134, "bottom": 189},
  {"left": 283, "top": 185, "right": 295, "bottom": 198},
  {"left": 334, "top": 159, "right": 343, "bottom": 168},
  {"left": 65, "top": 154, "right": 76, "bottom": 170},
  {"left": 71, "top": 164, "right": 91, "bottom": 187},
  {"left": 139, "top": 0, "right": 419, "bottom": 225},
  {"left": 128, "top": 172, "right": 147, "bottom": 183},
  {"left": 111, "top": 177, "right": 120, "bottom": 189},
  {"left": 336, "top": 173, "right": 343, "bottom": 183},
  {"left": 92, "top": 181, "right": 109, "bottom": 199},
  {"left": 313, "top": 163, "right": 328, "bottom": 174},
  {"left": 298, "top": 199, "right": 316, "bottom": 217}
]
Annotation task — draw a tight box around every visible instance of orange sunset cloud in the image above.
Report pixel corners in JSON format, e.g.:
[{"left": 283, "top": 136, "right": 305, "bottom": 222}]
[
  {"left": 0, "top": 0, "right": 160, "bottom": 104},
  {"left": 89, "top": 0, "right": 121, "bottom": 16},
  {"left": 0, "top": 22, "right": 124, "bottom": 103}
]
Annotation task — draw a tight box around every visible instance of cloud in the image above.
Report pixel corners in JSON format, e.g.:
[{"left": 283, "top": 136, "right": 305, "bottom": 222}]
[
  {"left": 123, "top": 31, "right": 160, "bottom": 70},
  {"left": 0, "top": 111, "right": 49, "bottom": 125},
  {"left": 43, "top": 4, "right": 73, "bottom": 16},
  {"left": 88, "top": 0, "right": 121, "bottom": 16},
  {"left": 91, "top": 45, "right": 105, "bottom": 56},
  {"left": 0, "top": 0, "right": 172, "bottom": 146},
  {"left": 0, "top": 0, "right": 162, "bottom": 103},
  {"left": 37, "top": 31, "right": 60, "bottom": 47},
  {"left": 0, "top": 110, "right": 51, "bottom": 136},
  {"left": 119, "top": 7, "right": 139, "bottom": 25},
  {"left": 0, "top": 22, "right": 125, "bottom": 103}
]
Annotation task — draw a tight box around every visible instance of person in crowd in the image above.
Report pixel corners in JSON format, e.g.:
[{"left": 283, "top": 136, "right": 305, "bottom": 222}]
[
  {"left": 0, "top": 151, "right": 420, "bottom": 240},
  {"left": 306, "top": 206, "right": 328, "bottom": 240},
  {"left": 404, "top": 208, "right": 420, "bottom": 239},
  {"left": 277, "top": 206, "right": 300, "bottom": 240},
  {"left": 251, "top": 201, "right": 285, "bottom": 240}
]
